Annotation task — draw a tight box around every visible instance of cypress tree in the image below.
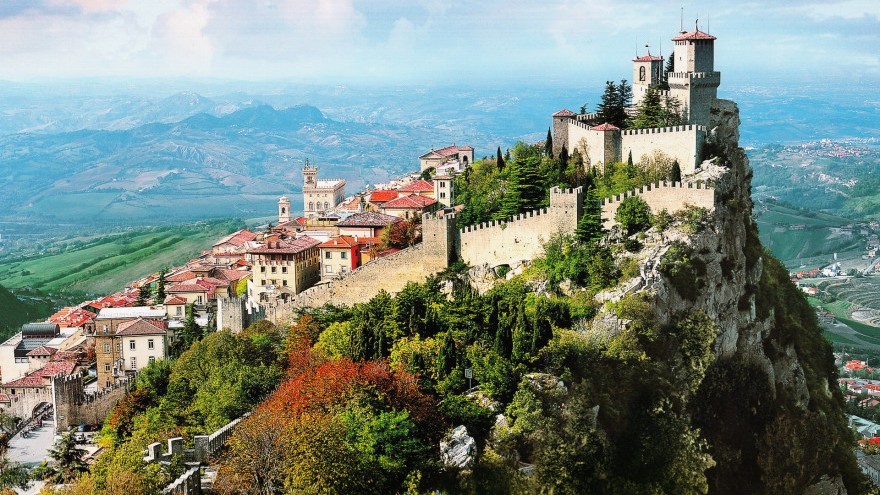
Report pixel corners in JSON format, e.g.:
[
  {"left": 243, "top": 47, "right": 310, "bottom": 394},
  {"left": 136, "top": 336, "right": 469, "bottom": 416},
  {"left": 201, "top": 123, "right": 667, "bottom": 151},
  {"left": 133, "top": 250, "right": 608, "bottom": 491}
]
[
  {"left": 136, "top": 284, "right": 151, "bottom": 306},
  {"left": 627, "top": 150, "right": 633, "bottom": 167},
  {"left": 596, "top": 80, "right": 618, "bottom": 125},
  {"left": 155, "top": 271, "right": 166, "bottom": 302},
  {"left": 438, "top": 332, "right": 457, "bottom": 377},
  {"left": 545, "top": 127, "right": 554, "bottom": 158},
  {"left": 496, "top": 146, "right": 505, "bottom": 170},
  {"left": 671, "top": 160, "right": 682, "bottom": 183},
  {"left": 559, "top": 144, "right": 569, "bottom": 170}
]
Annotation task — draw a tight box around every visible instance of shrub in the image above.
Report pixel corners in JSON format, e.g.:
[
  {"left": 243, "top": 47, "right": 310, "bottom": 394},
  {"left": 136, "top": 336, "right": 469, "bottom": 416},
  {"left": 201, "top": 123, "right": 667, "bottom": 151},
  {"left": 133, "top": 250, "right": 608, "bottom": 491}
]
[{"left": 615, "top": 196, "right": 652, "bottom": 235}]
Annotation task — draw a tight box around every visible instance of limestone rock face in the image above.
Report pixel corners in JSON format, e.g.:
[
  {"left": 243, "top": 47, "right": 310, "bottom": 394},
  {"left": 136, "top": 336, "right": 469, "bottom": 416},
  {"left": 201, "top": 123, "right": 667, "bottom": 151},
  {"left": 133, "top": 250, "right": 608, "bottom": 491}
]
[{"left": 440, "top": 425, "right": 476, "bottom": 470}]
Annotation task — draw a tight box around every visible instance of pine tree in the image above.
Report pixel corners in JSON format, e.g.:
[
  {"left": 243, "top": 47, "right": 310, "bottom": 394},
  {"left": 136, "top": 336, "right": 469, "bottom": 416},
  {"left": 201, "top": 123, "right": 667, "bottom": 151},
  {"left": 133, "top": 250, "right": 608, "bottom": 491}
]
[
  {"left": 576, "top": 188, "right": 604, "bottom": 244},
  {"left": 181, "top": 304, "right": 203, "bottom": 349},
  {"left": 596, "top": 80, "right": 618, "bottom": 125},
  {"left": 545, "top": 127, "right": 554, "bottom": 158},
  {"left": 660, "top": 55, "right": 675, "bottom": 90},
  {"left": 670, "top": 160, "right": 682, "bottom": 183},
  {"left": 559, "top": 144, "right": 569, "bottom": 170},
  {"left": 496, "top": 146, "right": 505, "bottom": 171},
  {"left": 42, "top": 432, "right": 88, "bottom": 483}
]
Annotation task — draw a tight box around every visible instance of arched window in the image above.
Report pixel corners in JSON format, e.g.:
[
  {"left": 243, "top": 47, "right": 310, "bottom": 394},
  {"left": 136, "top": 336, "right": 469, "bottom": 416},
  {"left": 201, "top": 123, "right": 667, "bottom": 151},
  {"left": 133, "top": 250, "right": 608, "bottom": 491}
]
[
  {"left": 324, "top": 201, "right": 329, "bottom": 210},
  {"left": 281, "top": 207, "right": 286, "bottom": 214},
  {"left": 308, "top": 202, "right": 314, "bottom": 211},
  {"left": 639, "top": 66, "right": 646, "bottom": 81}
]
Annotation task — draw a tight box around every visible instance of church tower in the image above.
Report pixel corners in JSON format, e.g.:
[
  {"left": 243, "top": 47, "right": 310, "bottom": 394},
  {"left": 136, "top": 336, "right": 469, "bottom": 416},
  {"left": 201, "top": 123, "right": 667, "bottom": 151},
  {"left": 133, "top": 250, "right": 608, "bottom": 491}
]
[
  {"left": 668, "top": 24, "right": 720, "bottom": 125},
  {"left": 278, "top": 196, "right": 291, "bottom": 224}
]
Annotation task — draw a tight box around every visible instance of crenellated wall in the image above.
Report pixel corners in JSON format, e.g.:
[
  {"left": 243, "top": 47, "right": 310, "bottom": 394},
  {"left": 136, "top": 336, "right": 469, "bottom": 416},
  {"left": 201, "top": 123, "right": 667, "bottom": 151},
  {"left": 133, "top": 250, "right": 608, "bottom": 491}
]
[
  {"left": 600, "top": 181, "right": 715, "bottom": 229},
  {"left": 620, "top": 125, "right": 706, "bottom": 174},
  {"left": 52, "top": 372, "right": 134, "bottom": 432}
]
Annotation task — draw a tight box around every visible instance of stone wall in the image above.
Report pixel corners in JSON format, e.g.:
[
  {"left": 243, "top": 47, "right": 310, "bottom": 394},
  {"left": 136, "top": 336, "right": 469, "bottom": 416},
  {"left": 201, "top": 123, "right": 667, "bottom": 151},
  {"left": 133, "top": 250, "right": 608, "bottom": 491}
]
[
  {"left": 459, "top": 187, "right": 583, "bottom": 268},
  {"left": 52, "top": 372, "right": 133, "bottom": 433},
  {"left": 566, "top": 121, "right": 607, "bottom": 168},
  {"left": 620, "top": 125, "right": 706, "bottom": 174},
  {"left": 600, "top": 181, "right": 715, "bottom": 230}
]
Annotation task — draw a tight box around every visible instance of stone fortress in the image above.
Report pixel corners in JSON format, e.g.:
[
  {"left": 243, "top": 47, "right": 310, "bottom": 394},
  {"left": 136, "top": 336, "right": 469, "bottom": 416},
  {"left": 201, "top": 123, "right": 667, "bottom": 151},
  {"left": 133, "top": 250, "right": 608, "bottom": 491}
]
[
  {"left": 224, "top": 25, "right": 722, "bottom": 324},
  {"left": 552, "top": 24, "right": 720, "bottom": 175}
]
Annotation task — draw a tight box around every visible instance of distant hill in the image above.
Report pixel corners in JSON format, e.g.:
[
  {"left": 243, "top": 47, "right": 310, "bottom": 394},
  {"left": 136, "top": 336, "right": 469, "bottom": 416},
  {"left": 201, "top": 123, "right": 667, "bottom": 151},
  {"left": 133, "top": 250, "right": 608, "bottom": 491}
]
[{"left": 0, "top": 103, "right": 458, "bottom": 225}]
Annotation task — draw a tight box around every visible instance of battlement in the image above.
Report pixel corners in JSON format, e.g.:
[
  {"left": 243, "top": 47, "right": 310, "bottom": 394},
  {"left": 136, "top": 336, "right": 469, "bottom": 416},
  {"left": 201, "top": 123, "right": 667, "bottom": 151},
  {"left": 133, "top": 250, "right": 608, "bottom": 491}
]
[
  {"left": 571, "top": 119, "right": 594, "bottom": 131},
  {"left": 460, "top": 208, "right": 550, "bottom": 234},
  {"left": 621, "top": 124, "right": 706, "bottom": 136},
  {"left": 576, "top": 113, "right": 599, "bottom": 122},
  {"left": 600, "top": 180, "right": 716, "bottom": 229},
  {"left": 668, "top": 71, "right": 720, "bottom": 80}
]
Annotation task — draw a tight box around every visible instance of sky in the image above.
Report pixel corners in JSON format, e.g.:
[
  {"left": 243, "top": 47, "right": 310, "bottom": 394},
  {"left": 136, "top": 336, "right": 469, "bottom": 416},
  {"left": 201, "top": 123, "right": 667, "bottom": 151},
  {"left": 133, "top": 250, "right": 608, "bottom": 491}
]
[{"left": 0, "top": 0, "right": 877, "bottom": 85}]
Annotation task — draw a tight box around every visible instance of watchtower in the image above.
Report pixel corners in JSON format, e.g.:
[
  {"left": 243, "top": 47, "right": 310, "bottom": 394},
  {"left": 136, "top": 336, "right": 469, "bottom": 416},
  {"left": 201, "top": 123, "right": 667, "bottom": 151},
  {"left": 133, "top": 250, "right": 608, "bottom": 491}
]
[
  {"left": 668, "top": 24, "right": 720, "bottom": 126},
  {"left": 632, "top": 50, "right": 664, "bottom": 106},
  {"left": 302, "top": 160, "right": 317, "bottom": 189}
]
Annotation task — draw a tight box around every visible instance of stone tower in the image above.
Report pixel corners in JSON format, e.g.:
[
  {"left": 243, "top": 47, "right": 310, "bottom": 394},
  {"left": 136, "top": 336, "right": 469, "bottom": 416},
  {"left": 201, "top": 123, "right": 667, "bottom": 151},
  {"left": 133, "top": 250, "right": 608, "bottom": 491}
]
[
  {"left": 551, "top": 109, "right": 576, "bottom": 156},
  {"left": 668, "top": 25, "right": 720, "bottom": 126},
  {"left": 632, "top": 51, "right": 664, "bottom": 106},
  {"left": 278, "top": 196, "right": 291, "bottom": 224},
  {"left": 302, "top": 159, "right": 317, "bottom": 189}
]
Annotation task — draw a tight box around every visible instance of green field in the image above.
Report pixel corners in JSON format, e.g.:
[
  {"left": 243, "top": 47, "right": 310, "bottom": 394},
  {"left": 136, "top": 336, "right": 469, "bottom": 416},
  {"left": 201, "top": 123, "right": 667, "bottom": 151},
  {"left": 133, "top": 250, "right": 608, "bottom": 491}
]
[
  {"left": 808, "top": 296, "right": 880, "bottom": 347},
  {"left": 756, "top": 203, "right": 862, "bottom": 268},
  {"left": 0, "top": 219, "right": 246, "bottom": 296}
]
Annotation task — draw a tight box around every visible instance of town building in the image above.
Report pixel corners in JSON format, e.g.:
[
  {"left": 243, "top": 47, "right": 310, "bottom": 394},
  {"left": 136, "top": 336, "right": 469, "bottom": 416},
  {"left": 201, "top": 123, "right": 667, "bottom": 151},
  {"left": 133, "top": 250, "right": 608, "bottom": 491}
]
[
  {"left": 434, "top": 175, "right": 454, "bottom": 208},
  {"left": 212, "top": 229, "right": 259, "bottom": 265},
  {"left": 398, "top": 179, "right": 435, "bottom": 198},
  {"left": 0, "top": 324, "right": 61, "bottom": 384},
  {"left": 319, "top": 236, "right": 367, "bottom": 280},
  {"left": 94, "top": 307, "right": 166, "bottom": 389},
  {"left": 367, "top": 189, "right": 399, "bottom": 211},
  {"left": 302, "top": 160, "right": 346, "bottom": 218},
  {"left": 380, "top": 194, "right": 439, "bottom": 219},
  {"left": 246, "top": 236, "right": 321, "bottom": 306},
  {"left": 115, "top": 318, "right": 169, "bottom": 375},
  {"left": 419, "top": 145, "right": 474, "bottom": 173}
]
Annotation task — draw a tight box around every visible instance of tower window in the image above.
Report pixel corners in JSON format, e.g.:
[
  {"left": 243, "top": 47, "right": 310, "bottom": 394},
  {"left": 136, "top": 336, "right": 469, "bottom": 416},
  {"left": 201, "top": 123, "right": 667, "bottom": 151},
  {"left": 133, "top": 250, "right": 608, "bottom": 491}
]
[{"left": 639, "top": 66, "right": 646, "bottom": 81}]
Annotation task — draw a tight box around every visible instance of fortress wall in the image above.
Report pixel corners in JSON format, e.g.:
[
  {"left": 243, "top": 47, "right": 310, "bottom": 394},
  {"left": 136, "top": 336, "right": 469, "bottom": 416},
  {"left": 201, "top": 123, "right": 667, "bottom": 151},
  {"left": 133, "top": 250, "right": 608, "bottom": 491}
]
[
  {"left": 265, "top": 244, "right": 443, "bottom": 321},
  {"left": 620, "top": 125, "right": 706, "bottom": 174},
  {"left": 601, "top": 181, "right": 716, "bottom": 230},
  {"left": 460, "top": 187, "right": 582, "bottom": 268}
]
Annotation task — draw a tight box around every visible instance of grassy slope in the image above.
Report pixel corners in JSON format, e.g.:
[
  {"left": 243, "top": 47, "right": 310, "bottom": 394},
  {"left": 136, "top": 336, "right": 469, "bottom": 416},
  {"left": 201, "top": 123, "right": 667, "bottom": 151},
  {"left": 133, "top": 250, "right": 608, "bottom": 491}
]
[
  {"left": 757, "top": 204, "right": 862, "bottom": 268},
  {"left": 0, "top": 219, "right": 244, "bottom": 296}
]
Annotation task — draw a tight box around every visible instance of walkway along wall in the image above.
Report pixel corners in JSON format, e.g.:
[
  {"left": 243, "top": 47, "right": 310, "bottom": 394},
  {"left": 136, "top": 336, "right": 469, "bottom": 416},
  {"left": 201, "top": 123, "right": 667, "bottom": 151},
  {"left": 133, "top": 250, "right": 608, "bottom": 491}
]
[{"left": 600, "top": 181, "right": 716, "bottom": 230}]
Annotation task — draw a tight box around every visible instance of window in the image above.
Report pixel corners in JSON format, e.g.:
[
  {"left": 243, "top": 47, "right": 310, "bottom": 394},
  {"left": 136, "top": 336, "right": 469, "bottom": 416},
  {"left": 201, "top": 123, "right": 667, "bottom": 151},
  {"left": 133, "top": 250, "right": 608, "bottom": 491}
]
[
  {"left": 440, "top": 192, "right": 446, "bottom": 199},
  {"left": 271, "top": 266, "right": 276, "bottom": 273},
  {"left": 129, "top": 340, "right": 135, "bottom": 350},
  {"left": 340, "top": 251, "right": 347, "bottom": 259},
  {"left": 103, "top": 343, "right": 110, "bottom": 353},
  {"left": 149, "top": 356, "right": 156, "bottom": 364},
  {"left": 260, "top": 266, "right": 266, "bottom": 272},
  {"left": 102, "top": 324, "right": 108, "bottom": 334},
  {"left": 175, "top": 306, "right": 182, "bottom": 316},
  {"left": 282, "top": 280, "right": 288, "bottom": 286},
  {"left": 639, "top": 66, "right": 646, "bottom": 81},
  {"left": 281, "top": 267, "right": 287, "bottom": 273},
  {"left": 325, "top": 265, "right": 333, "bottom": 273},
  {"left": 104, "top": 363, "right": 110, "bottom": 372},
  {"left": 440, "top": 181, "right": 445, "bottom": 187},
  {"left": 325, "top": 252, "right": 331, "bottom": 259},
  {"left": 116, "top": 342, "right": 121, "bottom": 352},
  {"left": 130, "top": 357, "right": 137, "bottom": 370},
  {"left": 148, "top": 339, "right": 154, "bottom": 350}
]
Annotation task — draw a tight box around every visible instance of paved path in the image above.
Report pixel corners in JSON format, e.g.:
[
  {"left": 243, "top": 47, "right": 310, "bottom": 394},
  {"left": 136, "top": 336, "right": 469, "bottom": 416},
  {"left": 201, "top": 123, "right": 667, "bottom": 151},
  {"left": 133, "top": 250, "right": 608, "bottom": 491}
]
[{"left": 8, "top": 419, "right": 55, "bottom": 495}]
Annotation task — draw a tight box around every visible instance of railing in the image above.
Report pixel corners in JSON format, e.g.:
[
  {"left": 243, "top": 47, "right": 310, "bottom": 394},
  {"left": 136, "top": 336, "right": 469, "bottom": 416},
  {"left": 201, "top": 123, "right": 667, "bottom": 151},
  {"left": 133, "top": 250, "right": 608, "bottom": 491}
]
[{"left": 163, "top": 465, "right": 201, "bottom": 495}]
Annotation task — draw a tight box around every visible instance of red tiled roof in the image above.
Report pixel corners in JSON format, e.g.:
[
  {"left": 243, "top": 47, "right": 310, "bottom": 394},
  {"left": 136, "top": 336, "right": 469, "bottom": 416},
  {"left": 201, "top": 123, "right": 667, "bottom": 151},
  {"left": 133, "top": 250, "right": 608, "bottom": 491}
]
[
  {"left": 0, "top": 394, "right": 9, "bottom": 402},
  {"left": 247, "top": 236, "right": 321, "bottom": 255},
  {"left": 164, "top": 295, "right": 187, "bottom": 305},
  {"left": 382, "top": 195, "right": 437, "bottom": 210},
  {"left": 215, "top": 269, "right": 250, "bottom": 282},
  {"left": 166, "top": 271, "right": 196, "bottom": 283},
  {"left": 337, "top": 212, "right": 403, "bottom": 228},
  {"left": 420, "top": 145, "right": 473, "bottom": 159},
  {"left": 26, "top": 346, "right": 57, "bottom": 357},
  {"left": 369, "top": 190, "right": 399, "bottom": 203},
  {"left": 116, "top": 318, "right": 166, "bottom": 336},
  {"left": 553, "top": 109, "right": 576, "bottom": 117},
  {"left": 295, "top": 217, "right": 308, "bottom": 226},
  {"left": 342, "top": 197, "right": 362, "bottom": 210},
  {"left": 633, "top": 55, "right": 663, "bottom": 62},
  {"left": 197, "top": 277, "right": 229, "bottom": 287},
  {"left": 399, "top": 180, "right": 434, "bottom": 193},
  {"left": 672, "top": 29, "right": 716, "bottom": 41},
  {"left": 167, "top": 283, "right": 210, "bottom": 294},
  {"left": 592, "top": 123, "right": 620, "bottom": 131},
  {"left": 47, "top": 307, "right": 96, "bottom": 328},
  {"left": 458, "top": 145, "right": 474, "bottom": 151},
  {"left": 319, "top": 236, "right": 362, "bottom": 249},
  {"left": 4, "top": 360, "right": 77, "bottom": 388},
  {"left": 214, "top": 229, "right": 258, "bottom": 248}
]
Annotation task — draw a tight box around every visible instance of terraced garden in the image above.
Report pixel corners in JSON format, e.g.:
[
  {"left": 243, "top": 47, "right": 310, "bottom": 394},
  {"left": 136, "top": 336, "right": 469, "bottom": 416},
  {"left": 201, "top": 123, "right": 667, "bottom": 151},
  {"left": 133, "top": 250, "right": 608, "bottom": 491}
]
[{"left": 817, "top": 277, "right": 880, "bottom": 326}]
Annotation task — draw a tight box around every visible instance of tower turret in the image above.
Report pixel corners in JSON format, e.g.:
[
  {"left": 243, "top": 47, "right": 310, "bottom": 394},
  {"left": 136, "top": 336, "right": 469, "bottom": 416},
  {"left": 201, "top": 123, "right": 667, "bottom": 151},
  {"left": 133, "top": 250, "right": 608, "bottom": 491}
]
[
  {"left": 632, "top": 48, "right": 664, "bottom": 106},
  {"left": 667, "top": 25, "right": 720, "bottom": 125}
]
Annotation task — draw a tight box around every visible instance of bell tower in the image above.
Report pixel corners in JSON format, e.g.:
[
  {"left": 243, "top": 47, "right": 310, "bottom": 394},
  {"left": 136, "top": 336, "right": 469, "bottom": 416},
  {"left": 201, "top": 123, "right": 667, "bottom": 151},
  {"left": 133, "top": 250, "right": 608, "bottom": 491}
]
[
  {"left": 632, "top": 46, "right": 664, "bottom": 106},
  {"left": 278, "top": 196, "right": 291, "bottom": 224},
  {"left": 302, "top": 159, "right": 317, "bottom": 189}
]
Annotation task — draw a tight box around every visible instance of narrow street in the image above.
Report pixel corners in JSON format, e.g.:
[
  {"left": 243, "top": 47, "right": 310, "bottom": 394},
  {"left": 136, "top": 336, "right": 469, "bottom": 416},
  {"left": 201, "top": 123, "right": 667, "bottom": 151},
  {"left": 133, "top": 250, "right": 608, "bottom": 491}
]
[{"left": 8, "top": 418, "right": 55, "bottom": 495}]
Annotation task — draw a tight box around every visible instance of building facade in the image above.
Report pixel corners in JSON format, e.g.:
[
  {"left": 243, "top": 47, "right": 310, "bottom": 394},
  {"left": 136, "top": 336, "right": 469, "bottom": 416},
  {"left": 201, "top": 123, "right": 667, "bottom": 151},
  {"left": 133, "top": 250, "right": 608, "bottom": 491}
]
[
  {"left": 247, "top": 236, "right": 321, "bottom": 305},
  {"left": 94, "top": 307, "right": 166, "bottom": 389},
  {"left": 302, "top": 160, "right": 346, "bottom": 218}
]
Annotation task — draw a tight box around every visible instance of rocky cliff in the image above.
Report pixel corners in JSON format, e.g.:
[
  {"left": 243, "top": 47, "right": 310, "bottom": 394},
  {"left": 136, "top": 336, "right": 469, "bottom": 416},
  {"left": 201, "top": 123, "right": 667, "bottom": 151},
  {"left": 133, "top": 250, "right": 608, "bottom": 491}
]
[{"left": 635, "top": 99, "right": 861, "bottom": 494}]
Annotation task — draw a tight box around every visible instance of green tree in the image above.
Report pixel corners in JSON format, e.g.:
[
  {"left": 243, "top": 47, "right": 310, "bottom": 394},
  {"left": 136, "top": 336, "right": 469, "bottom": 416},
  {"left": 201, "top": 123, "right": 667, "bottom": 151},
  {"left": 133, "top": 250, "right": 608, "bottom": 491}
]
[
  {"left": 615, "top": 195, "right": 652, "bottom": 235},
  {"left": 155, "top": 271, "right": 166, "bottom": 302},
  {"left": 0, "top": 454, "right": 29, "bottom": 491},
  {"left": 576, "top": 189, "right": 604, "bottom": 244},
  {"left": 544, "top": 127, "right": 554, "bottom": 158},
  {"left": 496, "top": 146, "right": 505, "bottom": 171},
  {"left": 596, "top": 80, "right": 619, "bottom": 126},
  {"left": 135, "top": 284, "right": 151, "bottom": 306},
  {"left": 660, "top": 54, "right": 674, "bottom": 90},
  {"left": 437, "top": 331, "right": 457, "bottom": 378},
  {"left": 39, "top": 432, "right": 89, "bottom": 483}
]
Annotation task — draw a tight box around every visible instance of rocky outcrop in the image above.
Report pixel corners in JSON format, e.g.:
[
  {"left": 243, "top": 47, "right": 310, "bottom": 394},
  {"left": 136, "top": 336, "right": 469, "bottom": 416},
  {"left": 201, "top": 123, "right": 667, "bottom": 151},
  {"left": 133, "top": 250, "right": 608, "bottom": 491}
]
[{"left": 440, "top": 425, "right": 477, "bottom": 470}]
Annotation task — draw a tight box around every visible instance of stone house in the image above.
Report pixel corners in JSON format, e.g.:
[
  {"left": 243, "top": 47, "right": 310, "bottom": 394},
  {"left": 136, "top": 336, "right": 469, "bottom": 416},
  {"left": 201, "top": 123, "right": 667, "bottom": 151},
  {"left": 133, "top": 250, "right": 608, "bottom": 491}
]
[
  {"left": 336, "top": 212, "right": 403, "bottom": 238},
  {"left": 94, "top": 307, "right": 166, "bottom": 389},
  {"left": 247, "top": 236, "right": 321, "bottom": 306},
  {"left": 115, "top": 318, "right": 168, "bottom": 375},
  {"left": 380, "top": 194, "right": 438, "bottom": 219},
  {"left": 419, "top": 145, "right": 474, "bottom": 172},
  {"left": 318, "top": 236, "right": 368, "bottom": 280}
]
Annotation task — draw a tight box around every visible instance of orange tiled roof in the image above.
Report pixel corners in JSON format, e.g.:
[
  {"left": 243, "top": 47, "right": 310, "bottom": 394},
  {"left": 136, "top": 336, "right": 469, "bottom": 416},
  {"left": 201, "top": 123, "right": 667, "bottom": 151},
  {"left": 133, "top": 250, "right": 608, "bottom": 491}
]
[
  {"left": 381, "top": 194, "right": 437, "bottom": 209},
  {"left": 369, "top": 190, "right": 399, "bottom": 203},
  {"left": 399, "top": 180, "right": 434, "bottom": 193},
  {"left": 3, "top": 360, "right": 77, "bottom": 388},
  {"left": 672, "top": 29, "right": 716, "bottom": 41}
]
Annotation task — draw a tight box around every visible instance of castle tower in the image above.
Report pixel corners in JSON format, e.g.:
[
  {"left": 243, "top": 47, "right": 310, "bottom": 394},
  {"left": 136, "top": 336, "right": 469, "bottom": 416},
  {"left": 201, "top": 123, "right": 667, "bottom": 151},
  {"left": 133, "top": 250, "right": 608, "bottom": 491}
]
[
  {"left": 301, "top": 159, "right": 346, "bottom": 218},
  {"left": 632, "top": 50, "right": 664, "bottom": 106},
  {"left": 303, "top": 159, "right": 317, "bottom": 189},
  {"left": 278, "top": 196, "right": 291, "bottom": 224},
  {"left": 668, "top": 25, "right": 720, "bottom": 126},
  {"left": 551, "top": 109, "right": 576, "bottom": 156}
]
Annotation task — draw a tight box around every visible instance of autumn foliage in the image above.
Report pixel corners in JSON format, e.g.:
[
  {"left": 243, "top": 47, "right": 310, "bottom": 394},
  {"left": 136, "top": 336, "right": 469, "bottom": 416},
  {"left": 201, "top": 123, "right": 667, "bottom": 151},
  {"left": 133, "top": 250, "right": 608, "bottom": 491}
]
[{"left": 215, "top": 342, "right": 441, "bottom": 494}]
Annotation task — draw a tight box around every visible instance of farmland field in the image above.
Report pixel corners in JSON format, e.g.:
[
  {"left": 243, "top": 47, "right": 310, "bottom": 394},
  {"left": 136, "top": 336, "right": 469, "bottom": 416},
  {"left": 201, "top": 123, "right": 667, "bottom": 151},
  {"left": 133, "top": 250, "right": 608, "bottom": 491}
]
[{"left": 0, "top": 218, "right": 246, "bottom": 296}]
